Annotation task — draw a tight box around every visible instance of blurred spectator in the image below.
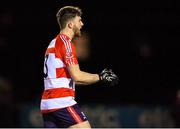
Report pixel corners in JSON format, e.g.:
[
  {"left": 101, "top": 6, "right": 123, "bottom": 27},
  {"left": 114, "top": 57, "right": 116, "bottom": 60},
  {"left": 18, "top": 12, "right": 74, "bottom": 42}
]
[
  {"left": 171, "top": 90, "right": 180, "bottom": 127},
  {"left": 0, "top": 76, "right": 17, "bottom": 127},
  {"left": 72, "top": 31, "right": 91, "bottom": 61}
]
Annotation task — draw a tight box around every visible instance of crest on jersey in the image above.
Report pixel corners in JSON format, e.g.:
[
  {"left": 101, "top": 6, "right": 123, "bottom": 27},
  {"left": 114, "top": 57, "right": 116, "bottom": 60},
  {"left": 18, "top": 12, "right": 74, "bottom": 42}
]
[{"left": 66, "top": 49, "right": 73, "bottom": 58}]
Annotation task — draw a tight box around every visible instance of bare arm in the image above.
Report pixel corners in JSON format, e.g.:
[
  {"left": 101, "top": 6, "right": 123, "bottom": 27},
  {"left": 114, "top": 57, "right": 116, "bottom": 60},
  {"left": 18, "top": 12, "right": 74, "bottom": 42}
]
[{"left": 67, "top": 64, "right": 100, "bottom": 85}]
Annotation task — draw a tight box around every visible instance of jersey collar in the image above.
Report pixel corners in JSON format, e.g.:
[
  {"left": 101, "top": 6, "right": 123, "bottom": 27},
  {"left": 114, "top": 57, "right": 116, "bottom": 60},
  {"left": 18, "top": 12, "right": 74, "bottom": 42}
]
[{"left": 59, "top": 33, "right": 71, "bottom": 42}]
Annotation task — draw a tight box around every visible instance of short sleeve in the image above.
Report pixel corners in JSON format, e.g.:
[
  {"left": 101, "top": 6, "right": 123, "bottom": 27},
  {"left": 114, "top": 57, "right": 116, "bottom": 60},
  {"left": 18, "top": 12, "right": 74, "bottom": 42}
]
[{"left": 62, "top": 41, "right": 78, "bottom": 66}]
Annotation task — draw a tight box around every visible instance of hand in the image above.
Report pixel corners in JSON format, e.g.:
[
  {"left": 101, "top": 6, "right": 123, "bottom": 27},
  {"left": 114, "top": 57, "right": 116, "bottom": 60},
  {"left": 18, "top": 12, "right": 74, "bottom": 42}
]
[{"left": 99, "top": 68, "right": 119, "bottom": 86}]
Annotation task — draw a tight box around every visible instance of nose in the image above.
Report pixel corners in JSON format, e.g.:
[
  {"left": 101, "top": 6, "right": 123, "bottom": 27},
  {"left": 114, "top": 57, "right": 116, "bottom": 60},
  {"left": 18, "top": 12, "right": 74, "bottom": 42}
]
[{"left": 81, "top": 21, "right": 84, "bottom": 26}]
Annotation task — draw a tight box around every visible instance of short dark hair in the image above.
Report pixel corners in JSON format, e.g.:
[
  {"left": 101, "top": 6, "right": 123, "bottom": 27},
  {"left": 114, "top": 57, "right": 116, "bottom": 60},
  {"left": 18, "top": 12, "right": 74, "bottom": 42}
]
[{"left": 56, "top": 6, "right": 82, "bottom": 29}]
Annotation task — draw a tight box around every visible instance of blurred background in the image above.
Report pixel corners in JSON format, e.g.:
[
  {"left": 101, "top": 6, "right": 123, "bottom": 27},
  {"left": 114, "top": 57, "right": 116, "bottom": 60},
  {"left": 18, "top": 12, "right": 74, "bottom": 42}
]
[{"left": 0, "top": 0, "right": 180, "bottom": 127}]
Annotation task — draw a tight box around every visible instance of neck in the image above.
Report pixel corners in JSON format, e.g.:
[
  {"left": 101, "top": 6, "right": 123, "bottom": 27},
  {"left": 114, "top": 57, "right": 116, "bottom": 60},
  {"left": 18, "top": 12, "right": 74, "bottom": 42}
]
[{"left": 60, "top": 28, "right": 74, "bottom": 40}]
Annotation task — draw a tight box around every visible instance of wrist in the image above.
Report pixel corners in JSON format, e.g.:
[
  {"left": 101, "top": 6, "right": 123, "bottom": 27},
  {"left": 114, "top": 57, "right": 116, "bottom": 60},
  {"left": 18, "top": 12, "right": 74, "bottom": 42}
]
[{"left": 98, "top": 74, "right": 101, "bottom": 81}]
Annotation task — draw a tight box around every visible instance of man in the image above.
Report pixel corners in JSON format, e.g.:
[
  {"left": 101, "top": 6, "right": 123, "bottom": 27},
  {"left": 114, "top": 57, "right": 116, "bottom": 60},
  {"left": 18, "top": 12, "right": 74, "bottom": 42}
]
[{"left": 40, "top": 6, "right": 119, "bottom": 128}]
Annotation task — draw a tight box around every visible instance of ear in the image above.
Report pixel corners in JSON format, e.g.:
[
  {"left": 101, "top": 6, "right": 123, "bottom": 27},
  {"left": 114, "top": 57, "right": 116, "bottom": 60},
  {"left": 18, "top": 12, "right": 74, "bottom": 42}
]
[{"left": 67, "top": 21, "right": 73, "bottom": 29}]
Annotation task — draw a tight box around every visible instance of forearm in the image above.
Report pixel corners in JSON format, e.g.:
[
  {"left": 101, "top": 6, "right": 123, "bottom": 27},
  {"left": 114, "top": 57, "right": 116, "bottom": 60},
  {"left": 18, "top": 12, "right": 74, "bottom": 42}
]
[{"left": 74, "top": 71, "right": 100, "bottom": 85}]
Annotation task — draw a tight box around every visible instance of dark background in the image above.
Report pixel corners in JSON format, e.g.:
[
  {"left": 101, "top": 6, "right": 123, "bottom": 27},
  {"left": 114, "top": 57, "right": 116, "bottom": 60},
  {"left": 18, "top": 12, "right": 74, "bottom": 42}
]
[{"left": 0, "top": 1, "right": 180, "bottom": 126}]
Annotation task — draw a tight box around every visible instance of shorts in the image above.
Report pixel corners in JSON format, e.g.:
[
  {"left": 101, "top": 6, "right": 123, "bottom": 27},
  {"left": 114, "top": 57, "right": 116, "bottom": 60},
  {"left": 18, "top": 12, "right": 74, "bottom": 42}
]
[{"left": 42, "top": 104, "right": 88, "bottom": 128}]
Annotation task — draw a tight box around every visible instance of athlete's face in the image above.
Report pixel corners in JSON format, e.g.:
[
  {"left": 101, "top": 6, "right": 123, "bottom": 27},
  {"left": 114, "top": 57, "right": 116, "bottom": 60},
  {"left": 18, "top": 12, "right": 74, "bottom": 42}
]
[{"left": 72, "top": 16, "right": 84, "bottom": 37}]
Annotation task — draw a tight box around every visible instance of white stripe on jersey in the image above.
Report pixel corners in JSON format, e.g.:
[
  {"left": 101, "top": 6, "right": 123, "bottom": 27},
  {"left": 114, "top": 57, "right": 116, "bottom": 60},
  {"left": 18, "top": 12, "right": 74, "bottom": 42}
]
[
  {"left": 60, "top": 35, "right": 74, "bottom": 65},
  {"left": 44, "top": 77, "right": 72, "bottom": 90},
  {"left": 45, "top": 53, "right": 65, "bottom": 78},
  {"left": 41, "top": 97, "right": 77, "bottom": 110},
  {"left": 60, "top": 35, "right": 72, "bottom": 53},
  {"left": 60, "top": 35, "right": 68, "bottom": 51},
  {"left": 48, "top": 39, "right": 56, "bottom": 48}
]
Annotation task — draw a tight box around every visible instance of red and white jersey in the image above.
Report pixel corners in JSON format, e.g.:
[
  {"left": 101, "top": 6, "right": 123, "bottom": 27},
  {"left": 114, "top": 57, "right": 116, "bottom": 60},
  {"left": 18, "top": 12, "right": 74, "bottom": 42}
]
[{"left": 41, "top": 34, "right": 78, "bottom": 113}]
